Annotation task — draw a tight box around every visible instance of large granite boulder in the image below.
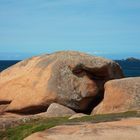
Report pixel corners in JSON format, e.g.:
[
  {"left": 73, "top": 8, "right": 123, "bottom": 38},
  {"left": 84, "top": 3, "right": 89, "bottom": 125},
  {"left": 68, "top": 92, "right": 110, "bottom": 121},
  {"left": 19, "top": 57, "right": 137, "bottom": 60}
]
[
  {"left": 92, "top": 77, "right": 140, "bottom": 114},
  {"left": 0, "top": 51, "right": 123, "bottom": 114}
]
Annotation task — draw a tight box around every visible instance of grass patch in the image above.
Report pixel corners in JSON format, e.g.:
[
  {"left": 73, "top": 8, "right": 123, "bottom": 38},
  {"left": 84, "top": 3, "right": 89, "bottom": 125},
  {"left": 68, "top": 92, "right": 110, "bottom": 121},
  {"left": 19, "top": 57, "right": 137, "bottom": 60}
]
[
  {"left": 0, "top": 117, "right": 68, "bottom": 140},
  {"left": 0, "top": 111, "right": 139, "bottom": 140},
  {"left": 70, "top": 110, "right": 140, "bottom": 122}
]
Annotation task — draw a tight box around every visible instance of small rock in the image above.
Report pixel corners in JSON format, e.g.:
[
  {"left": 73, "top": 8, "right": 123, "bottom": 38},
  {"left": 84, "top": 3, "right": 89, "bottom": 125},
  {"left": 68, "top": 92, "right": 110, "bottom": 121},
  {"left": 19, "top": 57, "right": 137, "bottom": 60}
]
[
  {"left": 45, "top": 103, "right": 76, "bottom": 117},
  {"left": 69, "top": 113, "right": 88, "bottom": 120}
]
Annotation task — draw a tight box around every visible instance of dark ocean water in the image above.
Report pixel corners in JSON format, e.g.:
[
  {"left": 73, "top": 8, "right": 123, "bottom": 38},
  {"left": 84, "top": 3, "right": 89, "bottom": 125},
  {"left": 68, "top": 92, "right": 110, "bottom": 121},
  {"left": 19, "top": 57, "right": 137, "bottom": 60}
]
[
  {"left": 116, "top": 60, "right": 140, "bottom": 77},
  {"left": 0, "top": 60, "right": 140, "bottom": 77},
  {"left": 0, "top": 60, "right": 20, "bottom": 72}
]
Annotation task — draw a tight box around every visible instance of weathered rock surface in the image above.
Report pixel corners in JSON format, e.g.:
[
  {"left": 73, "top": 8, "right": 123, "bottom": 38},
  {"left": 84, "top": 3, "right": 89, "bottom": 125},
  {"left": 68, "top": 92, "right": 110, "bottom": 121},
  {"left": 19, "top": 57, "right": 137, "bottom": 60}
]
[
  {"left": 45, "top": 103, "right": 75, "bottom": 117},
  {"left": 24, "top": 118, "right": 140, "bottom": 140},
  {"left": 92, "top": 77, "right": 140, "bottom": 114},
  {"left": 0, "top": 51, "right": 123, "bottom": 114}
]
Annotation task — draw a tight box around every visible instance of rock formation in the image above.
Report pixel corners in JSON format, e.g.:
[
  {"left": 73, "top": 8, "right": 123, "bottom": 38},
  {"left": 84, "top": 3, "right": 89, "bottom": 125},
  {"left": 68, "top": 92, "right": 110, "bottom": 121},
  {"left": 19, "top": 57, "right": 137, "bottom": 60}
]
[
  {"left": 92, "top": 77, "right": 140, "bottom": 114},
  {"left": 0, "top": 51, "right": 123, "bottom": 114}
]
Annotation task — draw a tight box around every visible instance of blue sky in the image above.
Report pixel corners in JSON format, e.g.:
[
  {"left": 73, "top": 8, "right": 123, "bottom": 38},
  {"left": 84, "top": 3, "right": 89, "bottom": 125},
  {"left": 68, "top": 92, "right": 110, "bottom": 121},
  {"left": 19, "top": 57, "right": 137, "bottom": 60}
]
[{"left": 0, "top": 0, "right": 140, "bottom": 59}]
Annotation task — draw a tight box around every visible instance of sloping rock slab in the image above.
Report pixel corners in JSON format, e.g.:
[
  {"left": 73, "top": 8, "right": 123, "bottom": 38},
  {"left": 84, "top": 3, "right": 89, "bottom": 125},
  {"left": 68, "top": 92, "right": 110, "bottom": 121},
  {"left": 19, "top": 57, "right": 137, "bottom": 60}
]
[{"left": 24, "top": 118, "right": 140, "bottom": 140}]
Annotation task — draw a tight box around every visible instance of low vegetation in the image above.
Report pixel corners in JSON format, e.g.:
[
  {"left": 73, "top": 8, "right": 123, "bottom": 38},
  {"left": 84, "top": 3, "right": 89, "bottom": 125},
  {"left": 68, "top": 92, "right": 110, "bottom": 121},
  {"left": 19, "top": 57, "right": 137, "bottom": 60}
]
[{"left": 0, "top": 111, "right": 139, "bottom": 140}]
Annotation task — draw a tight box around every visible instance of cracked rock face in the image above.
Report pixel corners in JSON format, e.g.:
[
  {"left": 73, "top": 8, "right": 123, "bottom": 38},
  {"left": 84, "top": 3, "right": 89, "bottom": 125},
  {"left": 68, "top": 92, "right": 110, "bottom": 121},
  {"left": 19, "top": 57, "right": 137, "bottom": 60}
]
[{"left": 0, "top": 51, "right": 124, "bottom": 114}]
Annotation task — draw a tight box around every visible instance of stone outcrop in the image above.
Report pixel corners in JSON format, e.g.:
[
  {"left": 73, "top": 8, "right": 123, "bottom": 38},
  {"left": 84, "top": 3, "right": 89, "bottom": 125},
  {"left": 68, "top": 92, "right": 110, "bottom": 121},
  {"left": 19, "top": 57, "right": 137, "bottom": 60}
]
[
  {"left": 0, "top": 51, "right": 123, "bottom": 114},
  {"left": 92, "top": 77, "right": 140, "bottom": 114}
]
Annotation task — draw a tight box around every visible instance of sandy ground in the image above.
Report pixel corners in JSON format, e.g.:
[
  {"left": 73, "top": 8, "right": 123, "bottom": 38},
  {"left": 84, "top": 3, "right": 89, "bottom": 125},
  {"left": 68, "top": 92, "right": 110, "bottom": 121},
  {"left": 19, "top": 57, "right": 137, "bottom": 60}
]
[{"left": 25, "top": 117, "right": 140, "bottom": 140}]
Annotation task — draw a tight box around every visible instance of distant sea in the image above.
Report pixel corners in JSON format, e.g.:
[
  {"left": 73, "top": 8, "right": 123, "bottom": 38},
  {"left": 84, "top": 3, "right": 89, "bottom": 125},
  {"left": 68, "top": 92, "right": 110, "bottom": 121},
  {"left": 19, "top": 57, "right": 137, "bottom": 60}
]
[
  {"left": 0, "top": 60, "right": 140, "bottom": 77},
  {"left": 0, "top": 60, "right": 20, "bottom": 72},
  {"left": 116, "top": 60, "right": 140, "bottom": 77}
]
